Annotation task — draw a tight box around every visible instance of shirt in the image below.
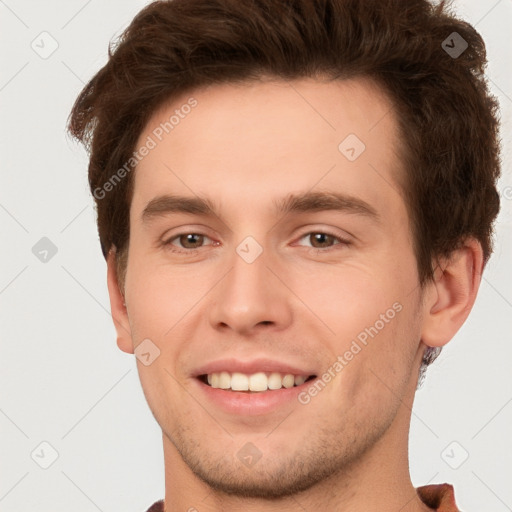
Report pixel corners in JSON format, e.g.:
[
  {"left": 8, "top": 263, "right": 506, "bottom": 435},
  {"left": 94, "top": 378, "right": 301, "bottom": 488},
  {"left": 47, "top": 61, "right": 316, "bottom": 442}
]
[{"left": 144, "top": 483, "right": 460, "bottom": 511}]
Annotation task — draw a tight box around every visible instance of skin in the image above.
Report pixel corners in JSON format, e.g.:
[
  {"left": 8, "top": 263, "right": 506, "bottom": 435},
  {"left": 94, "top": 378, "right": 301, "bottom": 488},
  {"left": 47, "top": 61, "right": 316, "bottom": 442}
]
[{"left": 106, "top": 77, "right": 483, "bottom": 511}]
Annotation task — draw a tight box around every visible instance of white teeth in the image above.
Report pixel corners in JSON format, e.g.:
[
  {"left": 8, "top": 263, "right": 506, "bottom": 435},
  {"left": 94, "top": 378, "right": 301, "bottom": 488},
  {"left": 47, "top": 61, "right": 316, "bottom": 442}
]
[
  {"left": 294, "top": 375, "right": 307, "bottom": 386},
  {"left": 231, "top": 372, "right": 249, "bottom": 391},
  {"left": 218, "top": 371, "right": 231, "bottom": 389},
  {"left": 249, "top": 372, "right": 268, "bottom": 392},
  {"left": 205, "top": 371, "right": 311, "bottom": 391},
  {"left": 268, "top": 372, "right": 283, "bottom": 390},
  {"left": 282, "top": 374, "right": 295, "bottom": 388}
]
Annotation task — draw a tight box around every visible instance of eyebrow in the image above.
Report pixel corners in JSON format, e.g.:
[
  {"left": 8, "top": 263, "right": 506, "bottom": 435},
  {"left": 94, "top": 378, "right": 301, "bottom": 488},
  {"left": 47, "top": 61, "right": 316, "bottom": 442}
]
[{"left": 141, "top": 191, "right": 379, "bottom": 224}]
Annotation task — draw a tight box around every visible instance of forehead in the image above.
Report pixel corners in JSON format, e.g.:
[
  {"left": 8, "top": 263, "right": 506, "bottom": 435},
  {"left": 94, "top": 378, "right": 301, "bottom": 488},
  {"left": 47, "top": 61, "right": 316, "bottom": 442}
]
[{"left": 131, "top": 77, "right": 405, "bottom": 222}]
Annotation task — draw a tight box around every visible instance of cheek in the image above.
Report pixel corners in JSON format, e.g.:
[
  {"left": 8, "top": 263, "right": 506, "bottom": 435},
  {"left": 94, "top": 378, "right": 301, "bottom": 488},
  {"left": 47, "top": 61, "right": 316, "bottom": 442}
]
[
  {"left": 316, "top": 302, "right": 421, "bottom": 433},
  {"left": 293, "top": 263, "right": 421, "bottom": 394},
  {"left": 125, "top": 252, "right": 208, "bottom": 338},
  {"left": 124, "top": 262, "right": 196, "bottom": 427},
  {"left": 289, "top": 264, "right": 406, "bottom": 336}
]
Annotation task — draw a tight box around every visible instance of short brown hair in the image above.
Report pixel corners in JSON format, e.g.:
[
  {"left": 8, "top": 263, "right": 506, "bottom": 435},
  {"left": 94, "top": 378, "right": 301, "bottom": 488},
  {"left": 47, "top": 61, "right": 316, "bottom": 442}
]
[{"left": 68, "top": 0, "right": 501, "bottom": 374}]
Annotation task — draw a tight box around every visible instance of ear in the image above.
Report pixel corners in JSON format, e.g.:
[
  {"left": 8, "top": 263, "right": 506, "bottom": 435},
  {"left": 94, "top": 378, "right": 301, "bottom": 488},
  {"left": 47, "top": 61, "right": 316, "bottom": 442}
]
[
  {"left": 421, "top": 238, "right": 484, "bottom": 348},
  {"left": 106, "top": 248, "right": 134, "bottom": 354}
]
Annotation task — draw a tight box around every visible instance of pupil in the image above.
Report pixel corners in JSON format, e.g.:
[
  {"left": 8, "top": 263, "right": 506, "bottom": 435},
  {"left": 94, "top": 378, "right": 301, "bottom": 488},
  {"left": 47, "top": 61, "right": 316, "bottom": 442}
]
[
  {"left": 182, "top": 234, "right": 203, "bottom": 248},
  {"left": 312, "top": 233, "right": 331, "bottom": 247}
]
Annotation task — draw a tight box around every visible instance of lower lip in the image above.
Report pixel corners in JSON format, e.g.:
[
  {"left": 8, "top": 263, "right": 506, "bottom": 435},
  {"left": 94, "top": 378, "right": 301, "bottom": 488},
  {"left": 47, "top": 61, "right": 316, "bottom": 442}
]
[{"left": 193, "top": 377, "right": 315, "bottom": 416}]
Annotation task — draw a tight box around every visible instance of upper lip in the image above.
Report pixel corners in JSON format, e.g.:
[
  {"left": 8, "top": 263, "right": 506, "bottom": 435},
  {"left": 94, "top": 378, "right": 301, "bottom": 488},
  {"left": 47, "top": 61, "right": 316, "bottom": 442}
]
[{"left": 192, "top": 358, "right": 317, "bottom": 378}]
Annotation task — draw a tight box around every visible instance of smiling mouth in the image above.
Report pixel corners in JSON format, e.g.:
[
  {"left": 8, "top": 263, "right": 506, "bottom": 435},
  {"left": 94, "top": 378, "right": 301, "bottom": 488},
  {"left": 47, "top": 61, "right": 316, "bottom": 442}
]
[{"left": 198, "top": 372, "right": 317, "bottom": 392}]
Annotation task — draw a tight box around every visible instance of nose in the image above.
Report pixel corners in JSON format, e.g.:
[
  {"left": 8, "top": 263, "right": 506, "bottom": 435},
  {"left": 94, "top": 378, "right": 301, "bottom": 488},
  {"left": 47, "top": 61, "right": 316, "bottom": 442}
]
[{"left": 208, "top": 246, "right": 293, "bottom": 336}]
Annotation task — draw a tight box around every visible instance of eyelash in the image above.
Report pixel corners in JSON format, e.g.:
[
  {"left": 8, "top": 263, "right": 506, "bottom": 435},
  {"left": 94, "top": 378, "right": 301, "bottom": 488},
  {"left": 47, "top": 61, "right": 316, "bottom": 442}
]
[{"left": 161, "top": 230, "right": 350, "bottom": 254}]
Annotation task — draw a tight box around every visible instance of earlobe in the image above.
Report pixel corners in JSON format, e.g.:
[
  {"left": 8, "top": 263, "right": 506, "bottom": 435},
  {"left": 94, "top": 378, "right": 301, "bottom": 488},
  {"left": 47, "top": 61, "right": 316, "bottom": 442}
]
[
  {"left": 421, "top": 238, "right": 484, "bottom": 348},
  {"left": 106, "top": 248, "right": 134, "bottom": 354}
]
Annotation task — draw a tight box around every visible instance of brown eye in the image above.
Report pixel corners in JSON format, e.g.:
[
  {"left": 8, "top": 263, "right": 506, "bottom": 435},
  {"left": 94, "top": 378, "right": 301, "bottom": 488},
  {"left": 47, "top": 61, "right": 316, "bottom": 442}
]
[
  {"left": 177, "top": 233, "right": 205, "bottom": 249},
  {"left": 295, "top": 230, "right": 350, "bottom": 252},
  {"left": 308, "top": 233, "right": 337, "bottom": 248},
  {"left": 163, "top": 232, "right": 217, "bottom": 253}
]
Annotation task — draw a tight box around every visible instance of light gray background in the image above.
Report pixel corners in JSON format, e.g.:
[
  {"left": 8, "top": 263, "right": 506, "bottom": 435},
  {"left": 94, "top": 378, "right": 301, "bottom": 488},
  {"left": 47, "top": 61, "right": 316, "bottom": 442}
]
[{"left": 1, "top": 0, "right": 511, "bottom": 511}]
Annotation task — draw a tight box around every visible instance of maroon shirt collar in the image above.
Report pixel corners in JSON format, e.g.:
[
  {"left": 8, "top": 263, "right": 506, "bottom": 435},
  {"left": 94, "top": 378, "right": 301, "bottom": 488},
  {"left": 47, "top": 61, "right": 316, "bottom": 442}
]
[{"left": 417, "top": 483, "right": 460, "bottom": 511}]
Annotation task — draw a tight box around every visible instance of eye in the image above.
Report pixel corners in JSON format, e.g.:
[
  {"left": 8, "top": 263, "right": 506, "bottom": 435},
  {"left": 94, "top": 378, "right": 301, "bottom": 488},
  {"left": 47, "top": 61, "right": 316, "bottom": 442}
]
[
  {"left": 295, "top": 231, "right": 349, "bottom": 250},
  {"left": 161, "top": 230, "right": 349, "bottom": 254},
  {"left": 163, "top": 233, "right": 214, "bottom": 251}
]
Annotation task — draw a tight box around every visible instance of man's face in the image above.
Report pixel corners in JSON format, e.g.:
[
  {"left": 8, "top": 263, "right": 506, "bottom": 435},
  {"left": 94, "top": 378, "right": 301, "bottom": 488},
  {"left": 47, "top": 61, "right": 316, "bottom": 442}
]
[{"left": 121, "top": 77, "right": 428, "bottom": 497}]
